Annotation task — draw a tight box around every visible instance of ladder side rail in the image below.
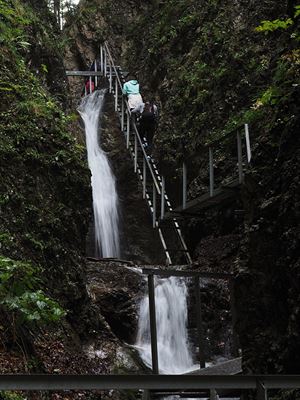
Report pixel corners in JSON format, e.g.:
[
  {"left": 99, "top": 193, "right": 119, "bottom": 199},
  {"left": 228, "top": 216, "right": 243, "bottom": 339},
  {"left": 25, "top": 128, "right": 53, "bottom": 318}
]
[
  {"left": 132, "top": 155, "right": 172, "bottom": 265},
  {"left": 134, "top": 159, "right": 172, "bottom": 264},
  {"left": 162, "top": 217, "right": 192, "bottom": 264},
  {"left": 132, "top": 123, "right": 161, "bottom": 195},
  {"left": 157, "top": 226, "right": 172, "bottom": 265},
  {"left": 140, "top": 150, "right": 191, "bottom": 263}
]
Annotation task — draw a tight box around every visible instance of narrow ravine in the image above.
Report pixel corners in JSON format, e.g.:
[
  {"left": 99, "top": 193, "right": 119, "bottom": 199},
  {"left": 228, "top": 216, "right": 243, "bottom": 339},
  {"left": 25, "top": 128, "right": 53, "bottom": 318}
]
[
  {"left": 78, "top": 90, "right": 120, "bottom": 258},
  {"left": 136, "top": 276, "right": 197, "bottom": 374}
]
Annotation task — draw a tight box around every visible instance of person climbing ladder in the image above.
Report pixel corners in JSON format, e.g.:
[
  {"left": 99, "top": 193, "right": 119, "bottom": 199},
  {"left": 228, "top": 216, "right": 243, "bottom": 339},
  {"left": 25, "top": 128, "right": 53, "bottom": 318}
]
[
  {"left": 139, "top": 101, "right": 158, "bottom": 154},
  {"left": 122, "top": 74, "right": 144, "bottom": 114}
]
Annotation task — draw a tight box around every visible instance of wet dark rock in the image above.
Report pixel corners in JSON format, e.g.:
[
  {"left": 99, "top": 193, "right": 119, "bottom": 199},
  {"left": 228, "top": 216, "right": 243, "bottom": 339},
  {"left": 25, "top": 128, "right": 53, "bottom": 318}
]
[{"left": 86, "top": 260, "right": 144, "bottom": 344}]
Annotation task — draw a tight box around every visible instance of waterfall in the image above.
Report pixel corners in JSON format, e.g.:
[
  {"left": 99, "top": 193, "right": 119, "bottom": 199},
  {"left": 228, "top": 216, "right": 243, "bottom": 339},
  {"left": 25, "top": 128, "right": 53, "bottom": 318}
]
[
  {"left": 78, "top": 90, "right": 120, "bottom": 258},
  {"left": 136, "top": 276, "right": 196, "bottom": 374}
]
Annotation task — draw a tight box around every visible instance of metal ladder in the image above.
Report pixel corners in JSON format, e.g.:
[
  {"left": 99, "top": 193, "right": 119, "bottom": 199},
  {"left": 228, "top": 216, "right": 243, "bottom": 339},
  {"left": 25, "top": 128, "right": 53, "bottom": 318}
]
[{"left": 97, "top": 42, "right": 192, "bottom": 265}]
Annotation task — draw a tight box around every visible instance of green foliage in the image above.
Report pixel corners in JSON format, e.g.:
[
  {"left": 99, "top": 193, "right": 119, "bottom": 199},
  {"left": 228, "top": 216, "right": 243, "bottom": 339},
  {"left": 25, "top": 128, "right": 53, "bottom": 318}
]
[
  {"left": 0, "top": 0, "right": 34, "bottom": 52},
  {"left": 0, "top": 392, "right": 27, "bottom": 400},
  {"left": 256, "top": 5, "right": 300, "bottom": 33},
  {"left": 255, "top": 18, "right": 294, "bottom": 33},
  {"left": 259, "top": 87, "right": 280, "bottom": 106},
  {"left": 124, "top": 0, "right": 300, "bottom": 173},
  {"left": 0, "top": 257, "right": 66, "bottom": 325},
  {"left": 0, "top": 0, "right": 90, "bottom": 347}
]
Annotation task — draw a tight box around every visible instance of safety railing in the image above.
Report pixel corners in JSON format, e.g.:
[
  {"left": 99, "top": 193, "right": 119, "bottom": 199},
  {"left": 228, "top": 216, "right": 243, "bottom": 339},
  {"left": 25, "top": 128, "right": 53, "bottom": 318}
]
[
  {"left": 101, "top": 42, "right": 192, "bottom": 265},
  {"left": 1, "top": 374, "right": 300, "bottom": 400},
  {"left": 169, "top": 124, "right": 252, "bottom": 217},
  {"left": 206, "top": 124, "right": 251, "bottom": 199},
  {"left": 142, "top": 267, "right": 238, "bottom": 374}
]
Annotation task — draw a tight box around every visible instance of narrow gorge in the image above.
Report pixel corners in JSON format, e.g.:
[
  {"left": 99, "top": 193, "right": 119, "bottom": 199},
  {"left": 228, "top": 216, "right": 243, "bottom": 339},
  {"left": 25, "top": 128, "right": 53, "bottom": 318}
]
[{"left": 0, "top": 0, "right": 299, "bottom": 399}]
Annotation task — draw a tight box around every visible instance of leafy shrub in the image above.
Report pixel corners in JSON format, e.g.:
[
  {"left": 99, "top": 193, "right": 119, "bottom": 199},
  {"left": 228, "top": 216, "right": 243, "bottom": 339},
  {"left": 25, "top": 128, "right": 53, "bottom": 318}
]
[
  {"left": 255, "top": 18, "right": 294, "bottom": 33},
  {"left": 0, "top": 257, "right": 65, "bottom": 326}
]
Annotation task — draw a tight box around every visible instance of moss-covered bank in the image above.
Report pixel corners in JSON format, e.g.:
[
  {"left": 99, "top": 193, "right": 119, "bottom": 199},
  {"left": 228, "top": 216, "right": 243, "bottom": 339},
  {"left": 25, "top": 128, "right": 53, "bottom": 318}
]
[{"left": 0, "top": 0, "right": 94, "bottom": 369}]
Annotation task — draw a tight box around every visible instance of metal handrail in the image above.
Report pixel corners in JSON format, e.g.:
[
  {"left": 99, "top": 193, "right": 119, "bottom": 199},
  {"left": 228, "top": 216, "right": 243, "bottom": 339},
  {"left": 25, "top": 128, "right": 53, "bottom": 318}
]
[
  {"left": 204, "top": 122, "right": 251, "bottom": 147},
  {"left": 104, "top": 42, "right": 123, "bottom": 92},
  {"left": 0, "top": 374, "right": 300, "bottom": 392},
  {"left": 104, "top": 42, "right": 161, "bottom": 194}
]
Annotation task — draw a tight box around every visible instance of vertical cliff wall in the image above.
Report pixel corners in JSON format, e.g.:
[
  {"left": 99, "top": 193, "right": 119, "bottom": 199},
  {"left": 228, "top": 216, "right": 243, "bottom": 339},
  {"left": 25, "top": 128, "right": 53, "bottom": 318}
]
[
  {"left": 0, "top": 0, "right": 139, "bottom": 378},
  {"left": 123, "top": 0, "right": 300, "bottom": 373},
  {"left": 64, "top": 0, "right": 300, "bottom": 373}
]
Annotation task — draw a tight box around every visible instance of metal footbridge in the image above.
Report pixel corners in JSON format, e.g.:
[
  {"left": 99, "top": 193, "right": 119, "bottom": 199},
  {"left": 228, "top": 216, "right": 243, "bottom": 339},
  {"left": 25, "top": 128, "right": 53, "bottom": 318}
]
[{"left": 165, "top": 124, "right": 252, "bottom": 219}]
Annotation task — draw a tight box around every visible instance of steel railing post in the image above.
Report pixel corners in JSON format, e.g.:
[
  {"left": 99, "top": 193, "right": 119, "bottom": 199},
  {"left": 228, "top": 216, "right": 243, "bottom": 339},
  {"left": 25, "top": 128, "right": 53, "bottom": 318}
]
[
  {"left": 182, "top": 162, "right": 187, "bottom": 209},
  {"left": 142, "top": 390, "right": 151, "bottom": 400},
  {"left": 89, "top": 76, "right": 92, "bottom": 94},
  {"left": 126, "top": 112, "right": 130, "bottom": 148},
  {"left": 143, "top": 158, "right": 147, "bottom": 199},
  {"left": 148, "top": 274, "right": 159, "bottom": 374},
  {"left": 161, "top": 176, "right": 165, "bottom": 220},
  {"left": 100, "top": 45, "right": 103, "bottom": 75},
  {"left": 104, "top": 50, "right": 107, "bottom": 77},
  {"left": 121, "top": 99, "right": 124, "bottom": 132},
  {"left": 134, "top": 134, "right": 138, "bottom": 172},
  {"left": 257, "top": 380, "right": 268, "bottom": 400},
  {"left": 115, "top": 78, "right": 118, "bottom": 112},
  {"left": 209, "top": 146, "right": 214, "bottom": 197},
  {"left": 245, "top": 123, "right": 251, "bottom": 164},
  {"left": 194, "top": 277, "right": 206, "bottom": 369},
  {"left": 94, "top": 59, "right": 98, "bottom": 88},
  {"left": 210, "top": 389, "right": 218, "bottom": 400},
  {"left": 237, "top": 131, "right": 243, "bottom": 183},
  {"left": 229, "top": 278, "right": 239, "bottom": 358},
  {"left": 153, "top": 184, "right": 157, "bottom": 228},
  {"left": 109, "top": 63, "right": 112, "bottom": 93}
]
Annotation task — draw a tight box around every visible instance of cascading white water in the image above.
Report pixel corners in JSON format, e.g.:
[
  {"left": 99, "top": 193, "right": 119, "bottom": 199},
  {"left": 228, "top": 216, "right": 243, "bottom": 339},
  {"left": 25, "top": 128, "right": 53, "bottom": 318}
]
[
  {"left": 78, "top": 90, "right": 120, "bottom": 258},
  {"left": 136, "top": 276, "right": 196, "bottom": 374}
]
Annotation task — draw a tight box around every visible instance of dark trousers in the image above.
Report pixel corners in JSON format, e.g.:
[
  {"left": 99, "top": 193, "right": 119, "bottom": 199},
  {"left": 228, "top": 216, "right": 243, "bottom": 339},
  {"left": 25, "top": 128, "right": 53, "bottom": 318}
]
[{"left": 139, "top": 122, "right": 156, "bottom": 150}]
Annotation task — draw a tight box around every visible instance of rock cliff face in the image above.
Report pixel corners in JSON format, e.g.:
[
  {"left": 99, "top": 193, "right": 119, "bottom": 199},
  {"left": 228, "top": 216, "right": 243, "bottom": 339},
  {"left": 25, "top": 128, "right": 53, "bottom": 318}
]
[
  {"left": 0, "top": 0, "right": 142, "bottom": 382},
  {"left": 65, "top": 0, "right": 300, "bottom": 374},
  {"left": 124, "top": 0, "right": 300, "bottom": 374},
  {"left": 0, "top": 0, "right": 104, "bottom": 377}
]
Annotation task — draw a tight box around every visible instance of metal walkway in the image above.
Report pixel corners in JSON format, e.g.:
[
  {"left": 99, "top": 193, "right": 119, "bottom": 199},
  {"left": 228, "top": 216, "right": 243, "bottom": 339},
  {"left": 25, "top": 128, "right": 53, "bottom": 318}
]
[{"left": 165, "top": 124, "right": 252, "bottom": 219}]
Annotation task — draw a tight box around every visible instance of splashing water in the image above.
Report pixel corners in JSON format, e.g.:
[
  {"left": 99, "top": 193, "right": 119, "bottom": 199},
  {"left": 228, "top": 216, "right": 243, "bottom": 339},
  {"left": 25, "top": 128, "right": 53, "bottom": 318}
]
[
  {"left": 78, "top": 90, "right": 120, "bottom": 258},
  {"left": 136, "top": 276, "right": 196, "bottom": 374}
]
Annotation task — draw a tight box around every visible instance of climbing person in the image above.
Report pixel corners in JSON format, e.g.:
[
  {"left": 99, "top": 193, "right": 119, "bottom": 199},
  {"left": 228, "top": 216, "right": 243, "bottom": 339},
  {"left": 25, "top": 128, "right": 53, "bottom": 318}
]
[
  {"left": 139, "top": 101, "right": 158, "bottom": 153},
  {"left": 85, "top": 78, "right": 95, "bottom": 95},
  {"left": 122, "top": 74, "right": 144, "bottom": 114}
]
